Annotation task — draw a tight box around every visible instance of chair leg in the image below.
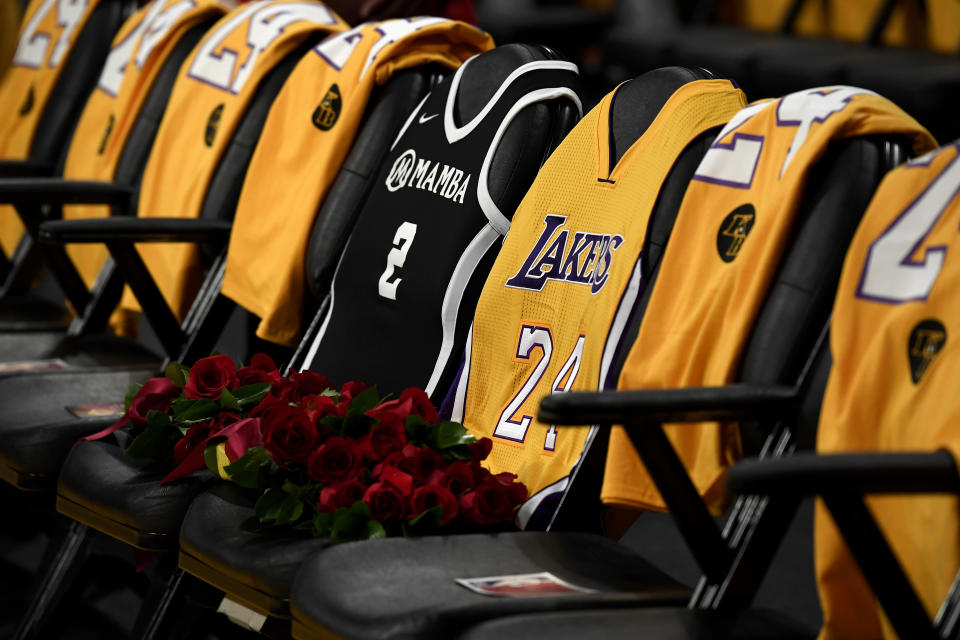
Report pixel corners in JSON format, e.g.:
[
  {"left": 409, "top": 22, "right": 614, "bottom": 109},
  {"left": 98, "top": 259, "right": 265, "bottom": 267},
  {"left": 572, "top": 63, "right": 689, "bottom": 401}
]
[
  {"left": 14, "top": 520, "right": 92, "bottom": 640},
  {"left": 131, "top": 560, "right": 222, "bottom": 640}
]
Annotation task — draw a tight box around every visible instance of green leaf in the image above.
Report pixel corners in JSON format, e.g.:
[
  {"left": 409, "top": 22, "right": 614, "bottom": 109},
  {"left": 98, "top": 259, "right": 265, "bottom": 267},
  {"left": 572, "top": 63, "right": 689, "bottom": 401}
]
[
  {"left": 341, "top": 412, "right": 376, "bottom": 439},
  {"left": 320, "top": 388, "right": 339, "bottom": 399},
  {"left": 224, "top": 446, "right": 272, "bottom": 488},
  {"left": 124, "top": 411, "right": 176, "bottom": 460},
  {"left": 407, "top": 505, "right": 444, "bottom": 532},
  {"left": 273, "top": 495, "right": 304, "bottom": 525},
  {"left": 404, "top": 414, "right": 430, "bottom": 444},
  {"left": 365, "top": 520, "right": 387, "bottom": 540},
  {"left": 219, "top": 388, "right": 241, "bottom": 411},
  {"left": 165, "top": 362, "right": 190, "bottom": 387},
  {"left": 442, "top": 444, "right": 474, "bottom": 461},
  {"left": 171, "top": 399, "right": 219, "bottom": 424},
  {"left": 254, "top": 488, "right": 287, "bottom": 521},
  {"left": 312, "top": 512, "right": 333, "bottom": 537},
  {"left": 348, "top": 386, "right": 380, "bottom": 415},
  {"left": 123, "top": 383, "right": 142, "bottom": 412},
  {"left": 427, "top": 421, "right": 477, "bottom": 450},
  {"left": 330, "top": 501, "right": 372, "bottom": 545},
  {"left": 231, "top": 382, "right": 271, "bottom": 407},
  {"left": 320, "top": 415, "right": 343, "bottom": 435}
]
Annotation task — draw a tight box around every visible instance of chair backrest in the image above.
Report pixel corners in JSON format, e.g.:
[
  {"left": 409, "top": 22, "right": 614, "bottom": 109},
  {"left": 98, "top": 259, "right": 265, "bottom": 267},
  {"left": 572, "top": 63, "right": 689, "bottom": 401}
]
[
  {"left": 447, "top": 67, "right": 746, "bottom": 530},
  {"left": 52, "top": 0, "right": 229, "bottom": 324},
  {"left": 550, "top": 67, "right": 735, "bottom": 533},
  {"left": 218, "top": 17, "right": 495, "bottom": 351},
  {"left": 0, "top": 0, "right": 133, "bottom": 281},
  {"left": 124, "top": 1, "right": 347, "bottom": 325},
  {"left": 0, "top": 0, "right": 134, "bottom": 166},
  {"left": 293, "top": 43, "right": 583, "bottom": 402},
  {"left": 2, "top": 0, "right": 226, "bottom": 321},
  {"left": 812, "top": 139, "right": 960, "bottom": 640}
]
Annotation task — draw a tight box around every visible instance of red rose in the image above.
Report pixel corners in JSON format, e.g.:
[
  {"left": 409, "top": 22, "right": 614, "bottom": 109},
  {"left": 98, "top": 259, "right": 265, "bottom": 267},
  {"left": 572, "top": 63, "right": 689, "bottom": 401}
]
[
  {"left": 249, "top": 393, "right": 287, "bottom": 418},
  {"left": 399, "top": 387, "right": 439, "bottom": 424},
  {"left": 470, "top": 437, "right": 493, "bottom": 461},
  {"left": 360, "top": 421, "right": 407, "bottom": 461},
  {"left": 339, "top": 380, "right": 371, "bottom": 404},
  {"left": 375, "top": 448, "right": 421, "bottom": 482},
  {"left": 126, "top": 377, "right": 181, "bottom": 427},
  {"left": 173, "top": 411, "right": 241, "bottom": 463},
  {"left": 491, "top": 471, "right": 529, "bottom": 506},
  {"left": 262, "top": 406, "right": 317, "bottom": 464},
  {"left": 363, "top": 481, "right": 406, "bottom": 521},
  {"left": 284, "top": 370, "right": 335, "bottom": 403},
  {"left": 236, "top": 353, "right": 281, "bottom": 386},
  {"left": 317, "top": 479, "right": 367, "bottom": 513},
  {"left": 379, "top": 465, "right": 414, "bottom": 497},
  {"left": 409, "top": 484, "right": 458, "bottom": 526},
  {"left": 367, "top": 396, "right": 413, "bottom": 428},
  {"left": 429, "top": 460, "right": 475, "bottom": 496},
  {"left": 458, "top": 479, "right": 516, "bottom": 526},
  {"left": 303, "top": 394, "right": 339, "bottom": 425},
  {"left": 307, "top": 436, "right": 363, "bottom": 484},
  {"left": 184, "top": 355, "right": 237, "bottom": 400}
]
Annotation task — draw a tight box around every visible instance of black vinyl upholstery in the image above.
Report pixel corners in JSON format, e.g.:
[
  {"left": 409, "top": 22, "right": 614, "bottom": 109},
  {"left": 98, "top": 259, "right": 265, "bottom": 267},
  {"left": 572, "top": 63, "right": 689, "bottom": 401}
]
[{"left": 456, "top": 607, "right": 815, "bottom": 640}]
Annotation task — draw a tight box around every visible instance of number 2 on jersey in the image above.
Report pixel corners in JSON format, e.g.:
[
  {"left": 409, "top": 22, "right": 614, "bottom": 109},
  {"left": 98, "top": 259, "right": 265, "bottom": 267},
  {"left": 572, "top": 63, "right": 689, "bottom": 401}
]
[
  {"left": 13, "top": 0, "right": 87, "bottom": 69},
  {"left": 859, "top": 145, "right": 960, "bottom": 304},
  {"left": 378, "top": 221, "right": 417, "bottom": 300},
  {"left": 493, "top": 326, "right": 585, "bottom": 452}
]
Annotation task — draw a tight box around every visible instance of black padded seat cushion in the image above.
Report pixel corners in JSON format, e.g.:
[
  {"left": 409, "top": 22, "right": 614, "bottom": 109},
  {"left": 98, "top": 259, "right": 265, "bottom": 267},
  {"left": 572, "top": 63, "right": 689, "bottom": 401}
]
[
  {"left": 179, "top": 484, "right": 330, "bottom": 616},
  {"left": 290, "top": 533, "right": 691, "bottom": 640},
  {"left": 0, "top": 293, "right": 71, "bottom": 331},
  {"left": 455, "top": 607, "right": 816, "bottom": 640},
  {"left": 57, "top": 438, "right": 215, "bottom": 542},
  {"left": 0, "top": 368, "right": 153, "bottom": 484},
  {"left": 0, "top": 330, "right": 162, "bottom": 372}
]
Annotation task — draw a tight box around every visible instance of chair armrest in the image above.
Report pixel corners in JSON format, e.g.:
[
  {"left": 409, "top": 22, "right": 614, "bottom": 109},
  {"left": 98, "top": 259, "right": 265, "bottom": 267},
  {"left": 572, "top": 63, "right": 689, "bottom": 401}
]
[
  {"left": 0, "top": 160, "right": 55, "bottom": 178},
  {"left": 727, "top": 451, "right": 960, "bottom": 496},
  {"left": 0, "top": 178, "right": 134, "bottom": 206},
  {"left": 39, "top": 218, "right": 233, "bottom": 244},
  {"left": 538, "top": 384, "right": 799, "bottom": 426}
]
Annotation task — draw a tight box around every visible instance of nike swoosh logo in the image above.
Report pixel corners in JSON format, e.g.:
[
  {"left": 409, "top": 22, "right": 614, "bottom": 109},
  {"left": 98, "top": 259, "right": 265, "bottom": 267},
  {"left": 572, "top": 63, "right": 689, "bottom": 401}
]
[{"left": 418, "top": 112, "right": 439, "bottom": 124}]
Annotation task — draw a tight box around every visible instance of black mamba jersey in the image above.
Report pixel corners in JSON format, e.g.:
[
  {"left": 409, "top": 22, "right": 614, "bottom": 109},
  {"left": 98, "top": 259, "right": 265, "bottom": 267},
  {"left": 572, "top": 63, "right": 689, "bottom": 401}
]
[{"left": 300, "top": 56, "right": 581, "bottom": 401}]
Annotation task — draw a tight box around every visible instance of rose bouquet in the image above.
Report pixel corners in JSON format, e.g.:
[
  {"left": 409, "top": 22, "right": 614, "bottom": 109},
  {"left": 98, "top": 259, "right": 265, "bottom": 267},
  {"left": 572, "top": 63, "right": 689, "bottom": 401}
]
[{"left": 95, "top": 354, "right": 528, "bottom": 543}]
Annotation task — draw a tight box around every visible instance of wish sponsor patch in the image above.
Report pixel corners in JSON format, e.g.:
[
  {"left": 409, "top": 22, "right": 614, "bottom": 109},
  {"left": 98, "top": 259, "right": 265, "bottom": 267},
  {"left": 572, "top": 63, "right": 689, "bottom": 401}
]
[
  {"left": 455, "top": 572, "right": 596, "bottom": 597},
  {"left": 0, "top": 358, "right": 69, "bottom": 373},
  {"left": 66, "top": 401, "right": 126, "bottom": 419}
]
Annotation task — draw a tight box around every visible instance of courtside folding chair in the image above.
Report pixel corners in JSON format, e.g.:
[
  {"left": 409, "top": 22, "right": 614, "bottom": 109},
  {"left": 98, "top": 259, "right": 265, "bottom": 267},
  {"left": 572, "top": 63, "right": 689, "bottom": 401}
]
[
  {"left": 0, "top": 0, "right": 135, "bottom": 331},
  {"left": 170, "top": 43, "right": 581, "bottom": 636}
]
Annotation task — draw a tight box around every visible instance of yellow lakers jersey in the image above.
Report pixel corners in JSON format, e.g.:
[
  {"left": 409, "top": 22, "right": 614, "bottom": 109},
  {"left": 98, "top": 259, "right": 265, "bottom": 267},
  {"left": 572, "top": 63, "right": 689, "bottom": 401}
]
[
  {"left": 601, "top": 88, "right": 937, "bottom": 513},
  {"left": 0, "top": 0, "right": 106, "bottom": 255},
  {"left": 815, "top": 140, "right": 960, "bottom": 640},
  {"left": 120, "top": 0, "right": 348, "bottom": 320},
  {"left": 448, "top": 79, "right": 747, "bottom": 527},
  {"left": 220, "top": 18, "right": 493, "bottom": 347},
  {"left": 61, "top": 0, "right": 231, "bottom": 296}
]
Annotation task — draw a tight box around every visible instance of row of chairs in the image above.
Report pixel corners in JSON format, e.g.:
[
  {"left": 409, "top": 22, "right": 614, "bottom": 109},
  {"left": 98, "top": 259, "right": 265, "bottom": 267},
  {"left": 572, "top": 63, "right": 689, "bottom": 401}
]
[
  {"left": 480, "top": 0, "right": 960, "bottom": 143},
  {"left": 0, "top": 0, "right": 957, "bottom": 639}
]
